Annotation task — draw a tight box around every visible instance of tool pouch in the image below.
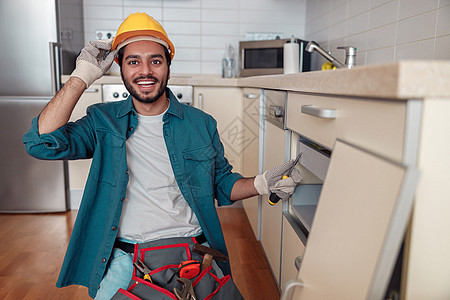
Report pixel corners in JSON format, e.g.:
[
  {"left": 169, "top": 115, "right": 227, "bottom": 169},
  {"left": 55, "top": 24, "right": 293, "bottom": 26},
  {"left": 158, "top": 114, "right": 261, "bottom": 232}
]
[{"left": 111, "top": 236, "right": 243, "bottom": 300}]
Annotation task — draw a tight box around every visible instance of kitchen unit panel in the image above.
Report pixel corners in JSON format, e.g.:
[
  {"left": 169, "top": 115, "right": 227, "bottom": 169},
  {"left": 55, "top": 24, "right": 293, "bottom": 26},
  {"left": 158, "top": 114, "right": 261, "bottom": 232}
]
[
  {"left": 286, "top": 93, "right": 407, "bottom": 162},
  {"left": 68, "top": 85, "right": 102, "bottom": 209},
  {"left": 261, "top": 120, "right": 285, "bottom": 285},
  {"left": 280, "top": 215, "right": 305, "bottom": 293},
  {"left": 291, "top": 140, "right": 418, "bottom": 300},
  {"left": 193, "top": 87, "right": 244, "bottom": 174},
  {"left": 241, "top": 88, "right": 261, "bottom": 239}
]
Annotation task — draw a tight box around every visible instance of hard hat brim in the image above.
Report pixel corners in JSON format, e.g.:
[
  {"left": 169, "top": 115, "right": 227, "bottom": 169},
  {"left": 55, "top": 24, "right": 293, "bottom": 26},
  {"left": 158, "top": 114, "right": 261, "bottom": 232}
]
[{"left": 112, "top": 29, "right": 175, "bottom": 65}]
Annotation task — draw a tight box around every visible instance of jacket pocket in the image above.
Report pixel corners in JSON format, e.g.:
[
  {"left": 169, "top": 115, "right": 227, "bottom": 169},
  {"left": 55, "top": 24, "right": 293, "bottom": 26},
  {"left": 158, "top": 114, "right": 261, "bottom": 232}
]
[
  {"left": 91, "top": 131, "right": 125, "bottom": 187},
  {"left": 182, "top": 144, "right": 216, "bottom": 194}
]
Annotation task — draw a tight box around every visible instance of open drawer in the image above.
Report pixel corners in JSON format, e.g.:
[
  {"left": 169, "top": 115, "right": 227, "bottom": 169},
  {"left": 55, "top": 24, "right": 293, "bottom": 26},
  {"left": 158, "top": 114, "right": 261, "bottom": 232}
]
[{"left": 286, "top": 93, "right": 407, "bottom": 162}]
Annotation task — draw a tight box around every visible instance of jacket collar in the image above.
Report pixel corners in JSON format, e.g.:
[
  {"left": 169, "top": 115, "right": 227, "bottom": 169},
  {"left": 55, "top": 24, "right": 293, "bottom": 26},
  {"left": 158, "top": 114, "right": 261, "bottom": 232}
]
[{"left": 116, "top": 88, "right": 184, "bottom": 119}]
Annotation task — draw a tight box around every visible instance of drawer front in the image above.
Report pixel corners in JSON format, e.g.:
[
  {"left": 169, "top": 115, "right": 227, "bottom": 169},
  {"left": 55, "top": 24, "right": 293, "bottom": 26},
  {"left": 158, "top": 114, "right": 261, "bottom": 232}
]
[{"left": 286, "top": 93, "right": 407, "bottom": 162}]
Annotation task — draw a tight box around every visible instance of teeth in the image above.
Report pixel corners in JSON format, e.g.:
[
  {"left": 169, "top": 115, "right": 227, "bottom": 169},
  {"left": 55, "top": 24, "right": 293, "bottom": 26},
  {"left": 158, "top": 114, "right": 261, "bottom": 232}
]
[{"left": 137, "top": 81, "right": 154, "bottom": 85}]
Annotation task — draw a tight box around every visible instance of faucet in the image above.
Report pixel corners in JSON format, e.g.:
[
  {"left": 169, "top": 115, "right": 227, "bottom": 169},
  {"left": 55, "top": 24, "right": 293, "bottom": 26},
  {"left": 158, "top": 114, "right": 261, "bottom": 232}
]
[{"left": 305, "top": 41, "right": 357, "bottom": 69}]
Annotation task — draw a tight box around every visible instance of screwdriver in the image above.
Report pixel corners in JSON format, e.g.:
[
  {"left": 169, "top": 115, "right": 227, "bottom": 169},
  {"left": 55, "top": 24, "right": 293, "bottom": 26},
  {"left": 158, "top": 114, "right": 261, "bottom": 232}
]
[{"left": 268, "top": 153, "right": 302, "bottom": 206}]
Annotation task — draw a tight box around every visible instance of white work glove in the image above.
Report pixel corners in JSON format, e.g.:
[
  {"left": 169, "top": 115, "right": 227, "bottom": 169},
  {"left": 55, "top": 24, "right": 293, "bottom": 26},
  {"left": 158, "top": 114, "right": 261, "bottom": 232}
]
[
  {"left": 254, "top": 159, "right": 302, "bottom": 201},
  {"left": 70, "top": 38, "right": 117, "bottom": 88}
]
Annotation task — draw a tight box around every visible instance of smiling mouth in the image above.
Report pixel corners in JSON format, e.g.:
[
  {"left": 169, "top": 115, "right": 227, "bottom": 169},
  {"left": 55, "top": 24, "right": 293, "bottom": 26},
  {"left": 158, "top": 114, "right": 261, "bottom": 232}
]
[{"left": 135, "top": 79, "right": 157, "bottom": 88}]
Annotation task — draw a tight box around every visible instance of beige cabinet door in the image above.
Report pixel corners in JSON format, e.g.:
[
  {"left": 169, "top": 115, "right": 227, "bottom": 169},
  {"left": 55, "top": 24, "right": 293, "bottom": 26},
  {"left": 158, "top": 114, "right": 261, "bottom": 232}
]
[
  {"left": 261, "top": 120, "right": 286, "bottom": 285},
  {"left": 68, "top": 85, "right": 102, "bottom": 209},
  {"left": 290, "top": 140, "right": 419, "bottom": 300},
  {"left": 242, "top": 88, "right": 261, "bottom": 239},
  {"left": 281, "top": 215, "right": 306, "bottom": 292},
  {"left": 193, "top": 87, "right": 244, "bottom": 174}
]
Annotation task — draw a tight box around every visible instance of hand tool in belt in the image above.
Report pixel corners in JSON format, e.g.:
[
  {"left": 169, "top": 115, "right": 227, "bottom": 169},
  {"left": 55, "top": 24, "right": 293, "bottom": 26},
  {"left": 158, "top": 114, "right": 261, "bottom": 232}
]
[
  {"left": 134, "top": 259, "right": 153, "bottom": 283},
  {"left": 193, "top": 244, "right": 228, "bottom": 272},
  {"left": 174, "top": 278, "right": 197, "bottom": 300}
]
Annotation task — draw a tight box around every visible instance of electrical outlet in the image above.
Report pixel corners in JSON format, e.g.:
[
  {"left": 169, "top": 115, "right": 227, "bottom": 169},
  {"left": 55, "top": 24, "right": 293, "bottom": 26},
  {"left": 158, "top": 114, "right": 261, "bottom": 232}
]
[
  {"left": 96, "top": 30, "right": 115, "bottom": 40},
  {"left": 61, "top": 29, "right": 73, "bottom": 40}
]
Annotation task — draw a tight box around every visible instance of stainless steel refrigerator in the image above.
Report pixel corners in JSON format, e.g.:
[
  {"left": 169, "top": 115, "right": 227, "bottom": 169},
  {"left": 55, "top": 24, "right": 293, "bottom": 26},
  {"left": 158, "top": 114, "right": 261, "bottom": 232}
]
[{"left": 0, "top": 0, "right": 84, "bottom": 212}]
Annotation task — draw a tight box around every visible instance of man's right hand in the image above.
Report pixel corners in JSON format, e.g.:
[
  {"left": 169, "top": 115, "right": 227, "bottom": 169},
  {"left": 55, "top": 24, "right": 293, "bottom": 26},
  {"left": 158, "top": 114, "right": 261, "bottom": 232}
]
[{"left": 70, "top": 38, "right": 117, "bottom": 88}]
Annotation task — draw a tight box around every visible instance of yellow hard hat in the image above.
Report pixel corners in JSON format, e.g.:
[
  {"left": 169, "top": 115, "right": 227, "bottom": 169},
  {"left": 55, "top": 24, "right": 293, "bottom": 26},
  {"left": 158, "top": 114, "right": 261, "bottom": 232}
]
[{"left": 112, "top": 12, "right": 175, "bottom": 62}]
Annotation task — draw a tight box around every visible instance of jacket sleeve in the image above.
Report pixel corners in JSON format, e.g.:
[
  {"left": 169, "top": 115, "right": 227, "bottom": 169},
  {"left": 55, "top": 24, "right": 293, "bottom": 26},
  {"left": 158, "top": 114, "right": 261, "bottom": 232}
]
[
  {"left": 210, "top": 120, "right": 243, "bottom": 206},
  {"left": 22, "top": 110, "right": 97, "bottom": 161}
]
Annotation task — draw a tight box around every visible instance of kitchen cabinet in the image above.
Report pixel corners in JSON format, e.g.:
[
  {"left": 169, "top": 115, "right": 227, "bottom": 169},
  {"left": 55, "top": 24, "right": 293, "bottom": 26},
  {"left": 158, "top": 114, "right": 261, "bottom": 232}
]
[
  {"left": 241, "top": 88, "right": 261, "bottom": 239},
  {"left": 193, "top": 87, "right": 244, "bottom": 174},
  {"left": 261, "top": 120, "right": 285, "bottom": 285},
  {"left": 280, "top": 214, "right": 305, "bottom": 293},
  {"left": 283, "top": 91, "right": 423, "bottom": 299},
  {"left": 289, "top": 140, "right": 418, "bottom": 300},
  {"left": 286, "top": 93, "right": 407, "bottom": 162},
  {"left": 68, "top": 85, "right": 101, "bottom": 209}
]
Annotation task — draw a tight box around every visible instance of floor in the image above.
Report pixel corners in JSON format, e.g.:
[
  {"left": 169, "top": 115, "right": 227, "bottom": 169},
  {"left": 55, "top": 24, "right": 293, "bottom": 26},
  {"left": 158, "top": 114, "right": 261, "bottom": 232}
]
[{"left": 0, "top": 207, "right": 280, "bottom": 299}]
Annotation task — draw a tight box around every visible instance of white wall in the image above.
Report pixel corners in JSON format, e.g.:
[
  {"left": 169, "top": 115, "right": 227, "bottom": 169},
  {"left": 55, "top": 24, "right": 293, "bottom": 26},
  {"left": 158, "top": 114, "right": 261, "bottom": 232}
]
[
  {"left": 305, "top": 0, "right": 450, "bottom": 70},
  {"left": 83, "top": 0, "right": 307, "bottom": 74}
]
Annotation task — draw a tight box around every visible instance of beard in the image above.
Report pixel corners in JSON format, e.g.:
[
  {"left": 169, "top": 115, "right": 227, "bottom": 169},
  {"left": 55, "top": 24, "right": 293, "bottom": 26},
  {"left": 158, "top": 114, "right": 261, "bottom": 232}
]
[{"left": 121, "top": 72, "right": 169, "bottom": 104}]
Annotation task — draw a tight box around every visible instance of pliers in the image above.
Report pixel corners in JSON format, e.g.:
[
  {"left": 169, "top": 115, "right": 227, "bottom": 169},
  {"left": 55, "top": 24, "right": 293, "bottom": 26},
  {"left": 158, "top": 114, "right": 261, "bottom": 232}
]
[
  {"left": 134, "top": 259, "right": 153, "bottom": 283},
  {"left": 174, "top": 277, "right": 197, "bottom": 300}
]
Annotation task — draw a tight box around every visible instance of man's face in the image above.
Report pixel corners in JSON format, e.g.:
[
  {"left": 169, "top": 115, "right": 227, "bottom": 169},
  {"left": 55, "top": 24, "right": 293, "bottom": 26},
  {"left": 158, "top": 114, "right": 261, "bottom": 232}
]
[{"left": 120, "top": 41, "right": 170, "bottom": 104}]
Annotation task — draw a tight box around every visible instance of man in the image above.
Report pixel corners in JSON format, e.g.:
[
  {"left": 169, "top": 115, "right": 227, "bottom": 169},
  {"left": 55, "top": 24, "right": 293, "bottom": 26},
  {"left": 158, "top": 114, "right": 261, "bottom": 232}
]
[{"left": 23, "top": 12, "right": 301, "bottom": 299}]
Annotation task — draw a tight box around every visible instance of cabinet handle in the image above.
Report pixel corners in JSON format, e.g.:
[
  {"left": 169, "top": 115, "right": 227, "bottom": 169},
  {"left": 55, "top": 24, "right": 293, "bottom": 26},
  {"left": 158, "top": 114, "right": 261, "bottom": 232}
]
[
  {"left": 244, "top": 93, "right": 258, "bottom": 99},
  {"left": 280, "top": 279, "right": 304, "bottom": 300},
  {"left": 85, "top": 88, "right": 99, "bottom": 93},
  {"left": 198, "top": 93, "right": 204, "bottom": 110},
  {"left": 295, "top": 256, "right": 303, "bottom": 271},
  {"left": 301, "top": 105, "right": 337, "bottom": 119}
]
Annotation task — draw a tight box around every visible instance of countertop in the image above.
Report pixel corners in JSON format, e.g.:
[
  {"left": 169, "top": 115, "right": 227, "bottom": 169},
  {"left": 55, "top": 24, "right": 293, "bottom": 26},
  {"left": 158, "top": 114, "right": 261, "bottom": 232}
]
[{"left": 64, "top": 60, "right": 450, "bottom": 100}]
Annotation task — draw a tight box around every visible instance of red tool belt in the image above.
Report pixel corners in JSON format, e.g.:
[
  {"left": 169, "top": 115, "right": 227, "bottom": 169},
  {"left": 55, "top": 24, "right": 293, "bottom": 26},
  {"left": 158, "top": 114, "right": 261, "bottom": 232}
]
[{"left": 111, "top": 236, "right": 243, "bottom": 300}]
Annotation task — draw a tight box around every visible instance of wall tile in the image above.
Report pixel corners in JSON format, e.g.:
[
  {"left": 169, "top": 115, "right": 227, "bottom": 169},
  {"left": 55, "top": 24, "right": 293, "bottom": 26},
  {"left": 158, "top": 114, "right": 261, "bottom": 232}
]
[
  {"left": 202, "top": 36, "right": 240, "bottom": 50},
  {"left": 170, "top": 34, "right": 201, "bottom": 49},
  {"left": 84, "top": 5, "right": 123, "bottom": 20},
  {"left": 396, "top": 10, "right": 437, "bottom": 45},
  {"left": 163, "top": 21, "right": 201, "bottom": 35},
  {"left": 240, "top": 0, "right": 298, "bottom": 11},
  {"left": 202, "top": 61, "right": 222, "bottom": 74},
  {"left": 367, "top": 23, "right": 396, "bottom": 49},
  {"left": 84, "top": 19, "right": 123, "bottom": 34},
  {"left": 202, "top": 0, "right": 240, "bottom": 10},
  {"left": 398, "top": 0, "right": 439, "bottom": 20},
  {"left": 436, "top": 4, "right": 450, "bottom": 36},
  {"left": 439, "top": 0, "right": 450, "bottom": 8},
  {"left": 202, "top": 22, "right": 239, "bottom": 36},
  {"left": 347, "top": 11, "right": 369, "bottom": 36},
  {"left": 329, "top": 20, "right": 347, "bottom": 40},
  {"left": 163, "top": 8, "right": 201, "bottom": 22},
  {"left": 123, "top": 0, "right": 161, "bottom": 6},
  {"left": 434, "top": 34, "right": 450, "bottom": 59},
  {"left": 170, "top": 61, "right": 201, "bottom": 74},
  {"left": 394, "top": 39, "right": 434, "bottom": 60},
  {"left": 174, "top": 48, "right": 201, "bottom": 61},
  {"left": 201, "top": 9, "right": 240, "bottom": 23},
  {"left": 366, "top": 46, "right": 395, "bottom": 64},
  {"left": 306, "top": 0, "right": 446, "bottom": 68},
  {"left": 370, "top": 0, "right": 394, "bottom": 8},
  {"left": 345, "top": 31, "right": 369, "bottom": 52},
  {"left": 348, "top": 0, "right": 370, "bottom": 17},
  {"left": 162, "top": 0, "right": 200, "bottom": 9},
  {"left": 202, "top": 48, "right": 225, "bottom": 61},
  {"left": 330, "top": 1, "right": 348, "bottom": 25},
  {"left": 122, "top": 8, "right": 162, "bottom": 20},
  {"left": 369, "top": 0, "right": 398, "bottom": 29},
  {"left": 83, "top": 0, "right": 122, "bottom": 5}
]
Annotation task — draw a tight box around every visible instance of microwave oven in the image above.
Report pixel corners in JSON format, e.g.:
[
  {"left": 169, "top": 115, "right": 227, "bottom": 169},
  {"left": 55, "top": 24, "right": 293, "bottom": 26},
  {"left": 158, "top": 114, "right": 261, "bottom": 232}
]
[{"left": 239, "top": 38, "right": 311, "bottom": 77}]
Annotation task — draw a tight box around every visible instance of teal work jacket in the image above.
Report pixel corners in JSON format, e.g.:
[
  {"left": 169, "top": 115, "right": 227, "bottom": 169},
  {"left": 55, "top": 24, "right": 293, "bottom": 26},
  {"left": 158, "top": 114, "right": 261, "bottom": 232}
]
[{"left": 23, "top": 89, "right": 243, "bottom": 298}]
